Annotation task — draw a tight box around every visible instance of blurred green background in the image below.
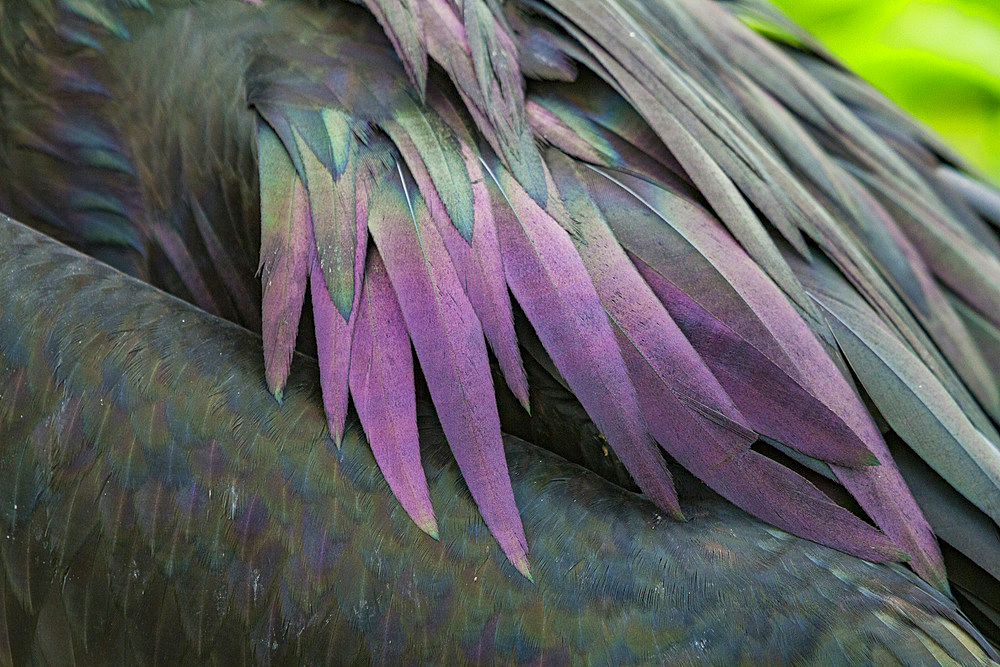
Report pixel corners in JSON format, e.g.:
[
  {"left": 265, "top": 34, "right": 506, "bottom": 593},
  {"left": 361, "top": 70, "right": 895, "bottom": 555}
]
[{"left": 769, "top": 0, "right": 1000, "bottom": 182}]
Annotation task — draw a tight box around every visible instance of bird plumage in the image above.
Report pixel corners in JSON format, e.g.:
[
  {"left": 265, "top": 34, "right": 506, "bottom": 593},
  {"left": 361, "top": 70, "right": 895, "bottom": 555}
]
[
  {"left": 1, "top": 0, "right": 1000, "bottom": 661},
  {"left": 1, "top": 212, "right": 997, "bottom": 663}
]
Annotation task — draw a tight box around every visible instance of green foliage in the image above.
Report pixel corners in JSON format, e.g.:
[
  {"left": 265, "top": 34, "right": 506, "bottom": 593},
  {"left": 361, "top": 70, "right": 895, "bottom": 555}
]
[{"left": 770, "top": 0, "right": 1000, "bottom": 182}]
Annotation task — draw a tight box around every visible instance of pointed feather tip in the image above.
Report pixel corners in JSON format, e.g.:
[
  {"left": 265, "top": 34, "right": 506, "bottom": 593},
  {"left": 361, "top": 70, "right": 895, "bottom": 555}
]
[
  {"left": 413, "top": 80, "right": 428, "bottom": 106},
  {"left": 447, "top": 191, "right": 474, "bottom": 243},
  {"left": 928, "top": 571, "right": 951, "bottom": 595},
  {"left": 457, "top": 217, "right": 474, "bottom": 244},
  {"left": 512, "top": 554, "right": 533, "bottom": 582},
  {"left": 335, "top": 298, "right": 353, "bottom": 323},
  {"left": 265, "top": 366, "right": 287, "bottom": 404},
  {"left": 328, "top": 418, "right": 345, "bottom": 450},
  {"left": 507, "top": 381, "right": 531, "bottom": 414},
  {"left": 869, "top": 541, "right": 910, "bottom": 564},
  {"left": 417, "top": 514, "right": 440, "bottom": 541}
]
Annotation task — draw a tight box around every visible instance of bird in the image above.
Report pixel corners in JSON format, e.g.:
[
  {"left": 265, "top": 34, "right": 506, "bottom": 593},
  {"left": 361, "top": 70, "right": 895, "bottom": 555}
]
[{"left": 1, "top": 0, "right": 999, "bottom": 663}]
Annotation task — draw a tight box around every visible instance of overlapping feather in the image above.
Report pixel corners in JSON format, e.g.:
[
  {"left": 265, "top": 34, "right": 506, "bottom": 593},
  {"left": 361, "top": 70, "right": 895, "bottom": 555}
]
[
  {"left": 370, "top": 164, "right": 529, "bottom": 575},
  {"left": 239, "top": 0, "right": 1000, "bottom": 591},
  {"left": 349, "top": 246, "right": 437, "bottom": 538}
]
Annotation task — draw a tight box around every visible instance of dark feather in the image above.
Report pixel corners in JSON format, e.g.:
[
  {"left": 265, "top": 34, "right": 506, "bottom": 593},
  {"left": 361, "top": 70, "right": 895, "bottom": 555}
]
[{"left": 2, "top": 0, "right": 1000, "bottom": 659}]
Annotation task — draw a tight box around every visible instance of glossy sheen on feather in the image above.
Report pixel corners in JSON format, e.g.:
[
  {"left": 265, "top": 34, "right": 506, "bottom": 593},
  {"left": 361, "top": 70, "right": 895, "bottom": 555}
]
[
  {"left": 486, "top": 159, "right": 684, "bottom": 521},
  {"left": 257, "top": 122, "right": 311, "bottom": 402},
  {"left": 2, "top": 0, "right": 1000, "bottom": 653},
  {"left": 367, "top": 170, "right": 529, "bottom": 576},
  {"left": 349, "top": 247, "right": 436, "bottom": 537},
  {"left": 1, "top": 215, "right": 996, "bottom": 665}
]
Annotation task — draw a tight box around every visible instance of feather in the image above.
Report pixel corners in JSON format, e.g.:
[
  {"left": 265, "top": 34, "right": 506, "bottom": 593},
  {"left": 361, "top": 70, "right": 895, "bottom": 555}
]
[
  {"left": 310, "top": 246, "right": 358, "bottom": 448},
  {"left": 61, "top": 0, "right": 130, "bottom": 39},
  {"left": 533, "top": 0, "right": 819, "bottom": 305},
  {"left": 545, "top": 150, "right": 745, "bottom": 424},
  {"left": 463, "top": 0, "right": 519, "bottom": 130},
  {"left": 592, "top": 168, "right": 945, "bottom": 586},
  {"left": 290, "top": 113, "right": 358, "bottom": 319},
  {"left": 888, "top": 436, "right": 1000, "bottom": 584},
  {"left": 349, "top": 247, "right": 437, "bottom": 538},
  {"left": 625, "top": 336, "right": 906, "bottom": 562},
  {"left": 367, "top": 164, "right": 528, "bottom": 577},
  {"left": 527, "top": 100, "right": 616, "bottom": 169},
  {"left": 828, "top": 170, "right": 997, "bottom": 406},
  {"left": 5, "top": 211, "right": 997, "bottom": 662},
  {"left": 690, "top": 0, "right": 932, "bottom": 199},
  {"left": 857, "top": 167, "right": 1000, "bottom": 333},
  {"left": 545, "top": 150, "right": 902, "bottom": 558},
  {"left": 937, "top": 166, "right": 1000, "bottom": 229},
  {"left": 148, "top": 223, "right": 221, "bottom": 317},
  {"left": 309, "top": 163, "right": 371, "bottom": 445},
  {"left": 563, "top": 157, "right": 878, "bottom": 468},
  {"left": 385, "top": 102, "right": 474, "bottom": 240},
  {"left": 949, "top": 294, "right": 1000, "bottom": 390},
  {"left": 404, "top": 91, "right": 529, "bottom": 408},
  {"left": 10, "top": 0, "right": 1000, "bottom": 629},
  {"left": 813, "top": 291, "right": 1000, "bottom": 528},
  {"left": 633, "top": 265, "right": 878, "bottom": 468},
  {"left": 422, "top": 0, "right": 547, "bottom": 205},
  {"left": 482, "top": 156, "right": 682, "bottom": 520},
  {"left": 188, "top": 195, "right": 259, "bottom": 328},
  {"left": 506, "top": 10, "right": 578, "bottom": 82},
  {"left": 361, "top": 0, "right": 428, "bottom": 95},
  {"left": 257, "top": 120, "right": 310, "bottom": 402}
]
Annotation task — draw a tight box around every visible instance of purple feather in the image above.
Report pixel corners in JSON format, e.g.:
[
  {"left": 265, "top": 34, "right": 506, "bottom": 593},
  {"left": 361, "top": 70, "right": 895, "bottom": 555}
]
[
  {"left": 634, "top": 260, "right": 878, "bottom": 468},
  {"left": 392, "top": 113, "right": 529, "bottom": 410},
  {"left": 367, "top": 166, "right": 529, "bottom": 578},
  {"left": 349, "top": 247, "right": 437, "bottom": 538},
  {"left": 599, "top": 171, "right": 944, "bottom": 585},
  {"left": 594, "top": 168, "right": 878, "bottom": 463},
  {"left": 310, "top": 170, "right": 371, "bottom": 446},
  {"left": 546, "top": 151, "right": 747, "bottom": 423},
  {"left": 620, "top": 334, "right": 906, "bottom": 562},
  {"left": 545, "top": 153, "right": 899, "bottom": 552},
  {"left": 258, "top": 122, "right": 311, "bottom": 402},
  {"left": 483, "top": 159, "right": 682, "bottom": 520}
]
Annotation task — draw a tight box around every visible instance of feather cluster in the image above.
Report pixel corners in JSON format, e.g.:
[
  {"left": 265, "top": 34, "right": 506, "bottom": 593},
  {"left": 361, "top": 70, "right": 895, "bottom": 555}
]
[
  {"left": 227, "top": 0, "right": 1000, "bottom": 594},
  {"left": 0, "top": 0, "right": 998, "bottom": 654}
]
